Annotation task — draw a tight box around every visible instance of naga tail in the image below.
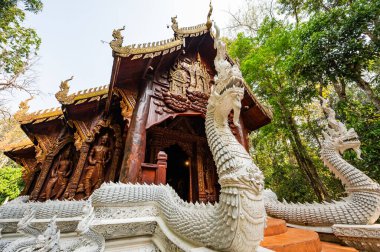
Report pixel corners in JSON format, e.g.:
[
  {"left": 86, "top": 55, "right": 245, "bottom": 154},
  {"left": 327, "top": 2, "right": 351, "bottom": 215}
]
[{"left": 90, "top": 182, "right": 233, "bottom": 249}]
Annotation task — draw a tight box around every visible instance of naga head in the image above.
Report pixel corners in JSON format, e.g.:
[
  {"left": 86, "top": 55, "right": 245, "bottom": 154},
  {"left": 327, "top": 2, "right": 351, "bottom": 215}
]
[
  {"left": 210, "top": 22, "right": 245, "bottom": 126},
  {"left": 209, "top": 80, "right": 245, "bottom": 127},
  {"left": 320, "top": 97, "right": 361, "bottom": 159},
  {"left": 76, "top": 205, "right": 94, "bottom": 235},
  {"left": 17, "top": 208, "right": 36, "bottom": 234}
]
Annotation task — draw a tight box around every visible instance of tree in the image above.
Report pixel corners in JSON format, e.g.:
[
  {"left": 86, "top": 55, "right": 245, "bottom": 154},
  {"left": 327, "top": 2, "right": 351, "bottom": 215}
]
[
  {"left": 282, "top": 0, "right": 380, "bottom": 109},
  {"left": 230, "top": 20, "right": 334, "bottom": 201},
  {"left": 0, "top": 165, "right": 24, "bottom": 204},
  {"left": 227, "top": 0, "right": 380, "bottom": 203},
  {"left": 0, "top": 0, "right": 43, "bottom": 116}
]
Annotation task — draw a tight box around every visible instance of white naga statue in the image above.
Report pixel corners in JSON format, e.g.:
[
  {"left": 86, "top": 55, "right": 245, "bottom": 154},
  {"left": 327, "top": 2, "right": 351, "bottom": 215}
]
[{"left": 265, "top": 97, "right": 380, "bottom": 226}]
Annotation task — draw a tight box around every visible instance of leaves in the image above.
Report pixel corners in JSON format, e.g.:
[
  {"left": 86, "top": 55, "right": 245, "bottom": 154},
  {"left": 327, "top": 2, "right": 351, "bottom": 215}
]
[
  {"left": 228, "top": 0, "right": 380, "bottom": 202},
  {"left": 0, "top": 166, "right": 24, "bottom": 204}
]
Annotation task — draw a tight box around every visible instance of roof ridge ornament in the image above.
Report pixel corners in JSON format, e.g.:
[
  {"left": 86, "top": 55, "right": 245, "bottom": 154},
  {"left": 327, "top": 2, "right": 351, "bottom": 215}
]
[
  {"left": 55, "top": 76, "right": 75, "bottom": 104},
  {"left": 171, "top": 1, "right": 213, "bottom": 39},
  {"left": 110, "top": 26, "right": 125, "bottom": 49},
  {"left": 14, "top": 96, "right": 33, "bottom": 122},
  {"left": 206, "top": 0, "right": 213, "bottom": 30}
]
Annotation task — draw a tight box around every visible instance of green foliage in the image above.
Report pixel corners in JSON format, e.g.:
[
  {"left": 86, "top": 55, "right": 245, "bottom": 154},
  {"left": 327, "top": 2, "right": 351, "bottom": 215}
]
[
  {"left": 228, "top": 0, "right": 380, "bottom": 202},
  {"left": 0, "top": 0, "right": 43, "bottom": 75},
  {"left": 0, "top": 166, "right": 24, "bottom": 204},
  {"left": 335, "top": 90, "right": 380, "bottom": 179},
  {"left": 292, "top": 0, "right": 380, "bottom": 84}
]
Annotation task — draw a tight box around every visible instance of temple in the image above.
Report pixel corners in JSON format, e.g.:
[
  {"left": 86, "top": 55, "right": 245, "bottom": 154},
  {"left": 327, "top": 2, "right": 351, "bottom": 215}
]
[
  {"left": 1, "top": 5, "right": 377, "bottom": 252},
  {"left": 4, "top": 12, "right": 271, "bottom": 203}
]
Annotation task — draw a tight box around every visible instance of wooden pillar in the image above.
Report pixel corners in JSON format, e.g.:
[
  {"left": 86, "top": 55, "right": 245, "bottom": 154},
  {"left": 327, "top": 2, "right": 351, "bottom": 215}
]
[
  {"left": 119, "top": 79, "right": 152, "bottom": 183},
  {"left": 64, "top": 142, "right": 90, "bottom": 199},
  {"left": 155, "top": 151, "right": 167, "bottom": 184}
]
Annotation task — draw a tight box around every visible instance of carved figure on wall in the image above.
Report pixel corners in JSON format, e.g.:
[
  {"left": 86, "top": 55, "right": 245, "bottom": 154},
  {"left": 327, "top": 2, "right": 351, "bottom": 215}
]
[
  {"left": 45, "top": 146, "right": 72, "bottom": 200},
  {"left": 83, "top": 133, "right": 111, "bottom": 199},
  {"left": 157, "top": 56, "right": 212, "bottom": 115},
  {"left": 169, "top": 59, "right": 189, "bottom": 96},
  {"left": 189, "top": 54, "right": 210, "bottom": 93}
]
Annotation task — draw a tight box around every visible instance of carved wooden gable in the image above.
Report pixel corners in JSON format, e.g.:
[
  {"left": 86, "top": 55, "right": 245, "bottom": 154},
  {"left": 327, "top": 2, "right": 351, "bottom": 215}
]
[{"left": 147, "top": 54, "right": 213, "bottom": 128}]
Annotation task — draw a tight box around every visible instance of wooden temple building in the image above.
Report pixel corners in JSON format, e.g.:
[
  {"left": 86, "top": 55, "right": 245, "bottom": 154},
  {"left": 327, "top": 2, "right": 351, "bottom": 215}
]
[
  {"left": 4, "top": 14, "right": 271, "bottom": 203},
  {"left": 2, "top": 7, "right": 363, "bottom": 252}
]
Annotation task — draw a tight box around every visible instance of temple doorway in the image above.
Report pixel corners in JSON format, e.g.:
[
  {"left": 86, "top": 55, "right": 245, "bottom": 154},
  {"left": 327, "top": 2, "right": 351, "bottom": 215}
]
[
  {"left": 145, "top": 116, "right": 219, "bottom": 203},
  {"left": 164, "top": 144, "right": 190, "bottom": 202}
]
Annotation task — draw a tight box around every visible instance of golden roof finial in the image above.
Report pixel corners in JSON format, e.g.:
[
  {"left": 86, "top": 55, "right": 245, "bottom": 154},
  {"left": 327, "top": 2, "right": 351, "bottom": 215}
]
[
  {"left": 206, "top": 0, "right": 213, "bottom": 30},
  {"left": 14, "top": 96, "right": 34, "bottom": 122},
  {"left": 171, "top": 15, "right": 179, "bottom": 32},
  {"left": 55, "top": 76, "right": 74, "bottom": 104},
  {"left": 110, "top": 26, "right": 126, "bottom": 49}
]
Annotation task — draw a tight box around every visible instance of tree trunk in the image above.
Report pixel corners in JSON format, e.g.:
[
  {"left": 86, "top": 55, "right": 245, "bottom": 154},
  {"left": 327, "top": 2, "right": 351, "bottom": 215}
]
[
  {"left": 280, "top": 102, "right": 331, "bottom": 202},
  {"left": 331, "top": 78, "right": 347, "bottom": 101},
  {"left": 355, "top": 77, "right": 380, "bottom": 110}
]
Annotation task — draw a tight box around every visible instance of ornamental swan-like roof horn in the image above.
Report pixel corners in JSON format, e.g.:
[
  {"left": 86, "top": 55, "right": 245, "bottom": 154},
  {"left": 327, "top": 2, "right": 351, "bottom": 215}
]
[{"left": 55, "top": 76, "right": 109, "bottom": 105}]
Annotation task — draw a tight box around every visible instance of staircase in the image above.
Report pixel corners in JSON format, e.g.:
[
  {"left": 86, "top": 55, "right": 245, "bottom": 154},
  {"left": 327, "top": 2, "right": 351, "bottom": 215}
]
[{"left": 260, "top": 218, "right": 358, "bottom": 252}]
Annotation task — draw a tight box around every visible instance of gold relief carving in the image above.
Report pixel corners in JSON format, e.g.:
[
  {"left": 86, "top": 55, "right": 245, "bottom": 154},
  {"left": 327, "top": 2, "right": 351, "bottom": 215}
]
[
  {"left": 55, "top": 76, "right": 75, "bottom": 104},
  {"left": 155, "top": 56, "right": 211, "bottom": 114},
  {"left": 188, "top": 54, "right": 211, "bottom": 93},
  {"left": 169, "top": 59, "right": 190, "bottom": 96},
  {"left": 169, "top": 56, "right": 211, "bottom": 95},
  {"left": 114, "top": 88, "right": 137, "bottom": 121}
]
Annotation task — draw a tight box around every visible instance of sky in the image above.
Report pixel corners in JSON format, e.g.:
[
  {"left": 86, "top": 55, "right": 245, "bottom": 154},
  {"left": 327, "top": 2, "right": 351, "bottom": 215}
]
[{"left": 10, "top": 0, "right": 246, "bottom": 113}]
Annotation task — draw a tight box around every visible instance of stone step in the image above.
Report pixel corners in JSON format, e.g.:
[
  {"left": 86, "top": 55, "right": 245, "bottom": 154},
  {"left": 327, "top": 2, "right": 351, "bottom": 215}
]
[
  {"left": 321, "top": 242, "right": 358, "bottom": 252},
  {"left": 261, "top": 218, "right": 358, "bottom": 252},
  {"left": 261, "top": 227, "right": 322, "bottom": 252},
  {"left": 264, "top": 218, "right": 288, "bottom": 236}
]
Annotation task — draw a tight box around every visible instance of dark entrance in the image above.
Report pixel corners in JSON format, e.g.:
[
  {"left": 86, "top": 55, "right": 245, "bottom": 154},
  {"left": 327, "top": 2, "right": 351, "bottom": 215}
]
[{"left": 164, "top": 144, "right": 190, "bottom": 202}]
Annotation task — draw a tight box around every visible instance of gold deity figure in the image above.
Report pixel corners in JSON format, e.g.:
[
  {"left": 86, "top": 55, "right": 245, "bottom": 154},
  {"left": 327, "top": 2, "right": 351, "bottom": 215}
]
[
  {"left": 45, "top": 147, "right": 72, "bottom": 200},
  {"left": 83, "top": 133, "right": 111, "bottom": 199}
]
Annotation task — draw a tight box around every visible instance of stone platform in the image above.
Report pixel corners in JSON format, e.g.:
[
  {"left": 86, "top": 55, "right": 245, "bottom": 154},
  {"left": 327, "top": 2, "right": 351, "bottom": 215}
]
[{"left": 261, "top": 218, "right": 358, "bottom": 252}]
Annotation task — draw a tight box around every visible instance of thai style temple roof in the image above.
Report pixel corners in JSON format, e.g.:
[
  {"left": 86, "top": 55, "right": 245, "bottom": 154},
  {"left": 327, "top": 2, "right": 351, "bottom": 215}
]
[
  {"left": 55, "top": 76, "right": 109, "bottom": 105},
  {"left": 14, "top": 106, "right": 63, "bottom": 125},
  {"left": 2, "top": 138, "right": 34, "bottom": 152}
]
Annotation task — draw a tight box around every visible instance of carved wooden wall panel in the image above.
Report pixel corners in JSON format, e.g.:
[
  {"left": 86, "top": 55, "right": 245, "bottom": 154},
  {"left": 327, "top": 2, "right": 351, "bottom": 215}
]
[
  {"left": 29, "top": 133, "right": 73, "bottom": 201},
  {"left": 64, "top": 117, "right": 123, "bottom": 200}
]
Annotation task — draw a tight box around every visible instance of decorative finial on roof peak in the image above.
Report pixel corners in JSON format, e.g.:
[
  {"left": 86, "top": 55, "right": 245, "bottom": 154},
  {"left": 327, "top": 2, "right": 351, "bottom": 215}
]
[
  {"left": 55, "top": 76, "right": 74, "bottom": 104},
  {"left": 206, "top": 0, "right": 213, "bottom": 30},
  {"left": 14, "top": 96, "right": 34, "bottom": 121},
  {"left": 110, "top": 26, "right": 125, "bottom": 49}
]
